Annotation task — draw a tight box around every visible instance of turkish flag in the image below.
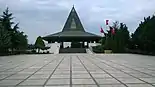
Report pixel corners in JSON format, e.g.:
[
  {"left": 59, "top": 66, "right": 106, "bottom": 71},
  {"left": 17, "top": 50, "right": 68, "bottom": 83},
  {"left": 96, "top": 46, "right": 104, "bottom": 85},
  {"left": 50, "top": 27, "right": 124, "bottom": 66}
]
[
  {"left": 100, "top": 27, "right": 104, "bottom": 33},
  {"left": 109, "top": 26, "right": 115, "bottom": 35},
  {"left": 112, "top": 29, "right": 115, "bottom": 35},
  {"left": 106, "top": 20, "right": 109, "bottom": 25}
]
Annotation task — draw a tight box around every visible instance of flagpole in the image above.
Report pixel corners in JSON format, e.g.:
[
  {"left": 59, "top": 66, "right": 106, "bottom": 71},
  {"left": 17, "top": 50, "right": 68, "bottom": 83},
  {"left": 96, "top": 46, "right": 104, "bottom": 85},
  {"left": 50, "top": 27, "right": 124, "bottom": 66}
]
[{"left": 105, "top": 20, "right": 109, "bottom": 50}]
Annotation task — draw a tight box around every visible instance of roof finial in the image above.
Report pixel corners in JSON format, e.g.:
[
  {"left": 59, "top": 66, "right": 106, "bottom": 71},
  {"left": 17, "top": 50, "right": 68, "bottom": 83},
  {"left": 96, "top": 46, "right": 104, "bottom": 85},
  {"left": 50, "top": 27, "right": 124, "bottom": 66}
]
[
  {"left": 72, "top": 5, "right": 75, "bottom": 12},
  {"left": 73, "top": 4, "right": 75, "bottom": 8}
]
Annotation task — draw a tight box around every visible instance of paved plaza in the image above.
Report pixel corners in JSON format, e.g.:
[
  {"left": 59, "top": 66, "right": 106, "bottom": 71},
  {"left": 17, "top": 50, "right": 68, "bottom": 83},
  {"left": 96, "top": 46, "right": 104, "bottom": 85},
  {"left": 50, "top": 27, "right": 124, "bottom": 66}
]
[{"left": 0, "top": 54, "right": 155, "bottom": 87}]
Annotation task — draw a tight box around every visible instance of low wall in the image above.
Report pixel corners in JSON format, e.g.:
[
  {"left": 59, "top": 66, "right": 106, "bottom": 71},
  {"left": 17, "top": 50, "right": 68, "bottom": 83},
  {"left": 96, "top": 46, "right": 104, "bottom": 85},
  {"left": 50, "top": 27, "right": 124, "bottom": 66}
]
[
  {"left": 59, "top": 48, "right": 86, "bottom": 53},
  {"left": 46, "top": 43, "right": 60, "bottom": 54}
]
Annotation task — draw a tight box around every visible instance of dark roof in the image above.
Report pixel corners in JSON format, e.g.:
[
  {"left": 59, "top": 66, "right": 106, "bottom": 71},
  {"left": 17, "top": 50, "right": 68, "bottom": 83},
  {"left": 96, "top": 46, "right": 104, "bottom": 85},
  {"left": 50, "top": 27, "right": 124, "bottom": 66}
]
[
  {"left": 62, "top": 6, "right": 85, "bottom": 32},
  {"left": 45, "top": 31, "right": 101, "bottom": 37},
  {"left": 43, "top": 6, "right": 101, "bottom": 39}
]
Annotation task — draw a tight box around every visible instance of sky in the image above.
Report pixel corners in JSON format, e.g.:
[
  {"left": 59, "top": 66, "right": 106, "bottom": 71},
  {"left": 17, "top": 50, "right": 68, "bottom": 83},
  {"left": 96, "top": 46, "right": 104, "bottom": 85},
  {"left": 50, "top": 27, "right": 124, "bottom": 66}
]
[{"left": 0, "top": 0, "right": 155, "bottom": 44}]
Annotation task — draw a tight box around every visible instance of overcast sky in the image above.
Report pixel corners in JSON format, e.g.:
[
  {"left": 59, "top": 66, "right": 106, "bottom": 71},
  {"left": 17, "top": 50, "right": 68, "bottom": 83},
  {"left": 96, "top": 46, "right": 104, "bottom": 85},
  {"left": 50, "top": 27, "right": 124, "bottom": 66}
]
[{"left": 0, "top": 0, "right": 155, "bottom": 44}]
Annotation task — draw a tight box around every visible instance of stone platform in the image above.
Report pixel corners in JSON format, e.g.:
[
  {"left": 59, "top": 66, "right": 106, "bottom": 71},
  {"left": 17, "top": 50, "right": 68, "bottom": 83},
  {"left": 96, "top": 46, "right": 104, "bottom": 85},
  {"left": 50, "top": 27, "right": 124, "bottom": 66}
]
[{"left": 0, "top": 54, "right": 155, "bottom": 87}]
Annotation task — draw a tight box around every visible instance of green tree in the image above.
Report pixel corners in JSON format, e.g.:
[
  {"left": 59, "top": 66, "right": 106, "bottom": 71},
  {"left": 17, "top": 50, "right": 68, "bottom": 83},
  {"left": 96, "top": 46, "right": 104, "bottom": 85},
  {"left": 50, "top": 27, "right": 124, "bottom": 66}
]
[
  {"left": 115, "top": 23, "right": 130, "bottom": 52},
  {"left": 1, "top": 8, "right": 19, "bottom": 52},
  {"left": 99, "top": 37, "right": 106, "bottom": 46},
  {"left": 0, "top": 24, "right": 11, "bottom": 54},
  {"left": 104, "top": 21, "right": 119, "bottom": 51},
  {"left": 35, "top": 36, "right": 45, "bottom": 53},
  {"left": 0, "top": 7, "right": 14, "bottom": 31},
  {"left": 15, "top": 31, "right": 28, "bottom": 50},
  {"left": 104, "top": 21, "right": 130, "bottom": 53},
  {"left": 11, "top": 23, "right": 28, "bottom": 50},
  {"left": 0, "top": 7, "right": 28, "bottom": 54},
  {"left": 132, "top": 15, "right": 155, "bottom": 53}
]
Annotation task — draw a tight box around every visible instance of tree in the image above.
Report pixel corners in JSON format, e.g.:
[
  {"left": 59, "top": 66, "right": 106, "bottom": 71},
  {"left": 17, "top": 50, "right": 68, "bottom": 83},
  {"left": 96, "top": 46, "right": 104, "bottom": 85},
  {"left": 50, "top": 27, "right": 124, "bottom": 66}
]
[
  {"left": 115, "top": 23, "right": 130, "bottom": 52},
  {"left": 0, "top": 7, "right": 14, "bottom": 31},
  {"left": 0, "top": 8, "right": 13, "bottom": 54},
  {"left": 132, "top": 15, "right": 155, "bottom": 53},
  {"left": 15, "top": 31, "right": 28, "bottom": 50},
  {"left": 0, "top": 7, "right": 28, "bottom": 54},
  {"left": 99, "top": 37, "right": 106, "bottom": 46},
  {"left": 41, "top": 46, "right": 50, "bottom": 53},
  {"left": 104, "top": 21, "right": 118, "bottom": 51},
  {"left": 0, "top": 24, "right": 11, "bottom": 53},
  {"left": 35, "top": 36, "right": 45, "bottom": 53},
  {"left": 104, "top": 21, "right": 130, "bottom": 53}
]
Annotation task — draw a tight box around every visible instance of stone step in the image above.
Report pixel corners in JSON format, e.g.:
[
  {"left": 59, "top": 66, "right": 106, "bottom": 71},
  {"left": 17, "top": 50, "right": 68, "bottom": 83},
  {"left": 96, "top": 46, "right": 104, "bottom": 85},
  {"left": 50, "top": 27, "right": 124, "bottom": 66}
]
[{"left": 59, "top": 48, "right": 86, "bottom": 53}]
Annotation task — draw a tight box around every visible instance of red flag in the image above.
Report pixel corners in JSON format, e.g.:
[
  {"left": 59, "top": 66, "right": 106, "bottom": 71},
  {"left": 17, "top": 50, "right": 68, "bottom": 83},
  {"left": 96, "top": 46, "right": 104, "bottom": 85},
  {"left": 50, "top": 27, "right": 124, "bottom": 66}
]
[
  {"left": 109, "top": 26, "right": 115, "bottom": 35},
  {"left": 100, "top": 27, "right": 104, "bottom": 33},
  {"left": 112, "top": 28, "right": 115, "bottom": 35},
  {"left": 106, "top": 20, "right": 109, "bottom": 25}
]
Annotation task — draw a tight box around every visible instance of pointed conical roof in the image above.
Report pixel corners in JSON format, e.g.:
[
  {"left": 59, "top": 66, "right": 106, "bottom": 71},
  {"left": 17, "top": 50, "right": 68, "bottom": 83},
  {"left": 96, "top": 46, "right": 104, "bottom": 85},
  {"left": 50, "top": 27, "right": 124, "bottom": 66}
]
[
  {"left": 43, "top": 6, "right": 101, "bottom": 41},
  {"left": 62, "top": 6, "right": 85, "bottom": 32}
]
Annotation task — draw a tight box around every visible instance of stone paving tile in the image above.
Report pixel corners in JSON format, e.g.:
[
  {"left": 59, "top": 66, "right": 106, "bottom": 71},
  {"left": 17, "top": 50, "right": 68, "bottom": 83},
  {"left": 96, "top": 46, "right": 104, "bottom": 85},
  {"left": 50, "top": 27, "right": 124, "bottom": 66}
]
[
  {"left": 16, "top": 85, "right": 43, "bottom": 87},
  {"left": 0, "top": 74, "right": 11, "bottom": 80},
  {"left": 0, "top": 54, "right": 155, "bottom": 87},
  {"left": 19, "top": 79, "right": 46, "bottom": 85},
  {"left": 91, "top": 73, "right": 112, "bottom": 79},
  {"left": 46, "top": 78, "right": 70, "bottom": 85},
  {"left": 0, "top": 79, "right": 22, "bottom": 86},
  {"left": 72, "top": 73, "right": 91, "bottom": 78},
  {"left": 110, "top": 73, "right": 133, "bottom": 78},
  {"left": 72, "top": 85, "right": 98, "bottom": 87},
  {"left": 129, "top": 73, "right": 153, "bottom": 78},
  {"left": 116, "top": 77, "right": 145, "bottom": 84},
  {"left": 99, "top": 84, "right": 126, "bottom": 87},
  {"left": 72, "top": 79, "right": 95, "bottom": 85},
  {"left": 126, "top": 84, "right": 154, "bottom": 87},
  {"left": 28, "top": 74, "right": 50, "bottom": 80},
  {"left": 95, "top": 78, "right": 121, "bottom": 85},
  {"left": 35, "top": 71, "right": 53, "bottom": 74},
  {"left": 54, "top": 71, "right": 70, "bottom": 74},
  {"left": 22, "top": 68, "right": 39, "bottom": 72},
  {"left": 6, "top": 74, "right": 30, "bottom": 80},
  {"left": 140, "top": 78, "right": 155, "bottom": 83},
  {"left": 72, "top": 71, "right": 88, "bottom": 74},
  {"left": 53, "top": 72, "right": 70, "bottom": 75},
  {"left": 72, "top": 68, "right": 86, "bottom": 71},
  {"left": 45, "top": 85, "right": 69, "bottom": 87},
  {"left": 51, "top": 74, "right": 70, "bottom": 79},
  {"left": 17, "top": 71, "right": 35, "bottom": 74},
  {"left": 122, "top": 70, "right": 142, "bottom": 74},
  {"left": 0, "top": 71, "right": 16, "bottom": 75},
  {"left": 89, "top": 71, "right": 106, "bottom": 74}
]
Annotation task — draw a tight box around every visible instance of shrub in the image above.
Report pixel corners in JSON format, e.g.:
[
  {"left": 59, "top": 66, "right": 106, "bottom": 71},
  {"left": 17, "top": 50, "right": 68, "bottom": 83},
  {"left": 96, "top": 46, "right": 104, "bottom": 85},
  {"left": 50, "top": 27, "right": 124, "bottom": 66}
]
[{"left": 92, "top": 45, "right": 104, "bottom": 53}]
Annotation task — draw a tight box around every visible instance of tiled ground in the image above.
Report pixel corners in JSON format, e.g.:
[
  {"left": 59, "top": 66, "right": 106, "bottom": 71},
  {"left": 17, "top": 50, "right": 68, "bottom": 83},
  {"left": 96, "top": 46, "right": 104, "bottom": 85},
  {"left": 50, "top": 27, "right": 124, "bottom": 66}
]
[{"left": 0, "top": 54, "right": 155, "bottom": 87}]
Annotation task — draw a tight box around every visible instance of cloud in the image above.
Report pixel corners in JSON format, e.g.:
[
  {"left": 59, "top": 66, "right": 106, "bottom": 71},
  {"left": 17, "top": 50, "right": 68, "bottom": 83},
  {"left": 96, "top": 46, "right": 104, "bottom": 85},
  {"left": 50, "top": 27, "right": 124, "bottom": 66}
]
[{"left": 0, "top": 0, "right": 155, "bottom": 43}]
